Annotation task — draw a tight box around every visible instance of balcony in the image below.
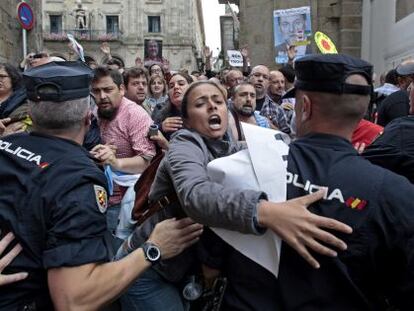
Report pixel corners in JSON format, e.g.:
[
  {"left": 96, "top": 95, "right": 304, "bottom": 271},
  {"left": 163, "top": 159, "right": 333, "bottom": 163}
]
[
  {"left": 43, "top": 29, "right": 121, "bottom": 42},
  {"left": 218, "top": 0, "right": 239, "bottom": 5}
]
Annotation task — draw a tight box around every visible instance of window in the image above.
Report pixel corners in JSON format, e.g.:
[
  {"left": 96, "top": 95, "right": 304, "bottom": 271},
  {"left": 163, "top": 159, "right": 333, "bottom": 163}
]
[
  {"left": 148, "top": 16, "right": 161, "bottom": 33},
  {"left": 396, "top": 0, "right": 414, "bottom": 22},
  {"left": 106, "top": 16, "right": 119, "bottom": 34},
  {"left": 50, "top": 15, "right": 62, "bottom": 34}
]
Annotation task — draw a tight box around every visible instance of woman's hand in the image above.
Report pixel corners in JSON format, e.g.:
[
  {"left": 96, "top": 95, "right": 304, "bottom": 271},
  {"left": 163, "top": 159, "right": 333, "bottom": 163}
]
[
  {"left": 0, "top": 233, "right": 28, "bottom": 286},
  {"left": 258, "top": 189, "right": 353, "bottom": 269},
  {"left": 161, "top": 117, "right": 183, "bottom": 133},
  {"left": 148, "top": 218, "right": 203, "bottom": 260}
]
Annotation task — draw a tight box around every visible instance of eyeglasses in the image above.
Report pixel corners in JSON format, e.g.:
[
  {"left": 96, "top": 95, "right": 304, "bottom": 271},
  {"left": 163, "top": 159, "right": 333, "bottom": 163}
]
[{"left": 0, "top": 74, "right": 10, "bottom": 80}]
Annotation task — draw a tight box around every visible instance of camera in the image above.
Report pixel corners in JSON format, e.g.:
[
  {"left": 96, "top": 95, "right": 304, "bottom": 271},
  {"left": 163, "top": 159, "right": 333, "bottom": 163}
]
[{"left": 148, "top": 124, "right": 159, "bottom": 137}]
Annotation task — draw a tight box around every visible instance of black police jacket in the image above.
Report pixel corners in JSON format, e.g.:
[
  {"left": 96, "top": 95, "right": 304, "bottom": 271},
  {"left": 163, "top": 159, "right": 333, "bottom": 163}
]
[
  {"left": 0, "top": 132, "right": 109, "bottom": 311},
  {"left": 277, "top": 133, "right": 414, "bottom": 310},
  {"left": 363, "top": 115, "right": 414, "bottom": 183},
  {"left": 377, "top": 90, "right": 409, "bottom": 127}
]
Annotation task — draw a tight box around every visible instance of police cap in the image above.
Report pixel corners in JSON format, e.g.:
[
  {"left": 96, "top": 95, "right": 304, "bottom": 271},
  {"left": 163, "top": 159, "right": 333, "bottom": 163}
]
[
  {"left": 283, "top": 54, "right": 373, "bottom": 98},
  {"left": 396, "top": 60, "right": 414, "bottom": 76},
  {"left": 23, "top": 61, "right": 93, "bottom": 102}
]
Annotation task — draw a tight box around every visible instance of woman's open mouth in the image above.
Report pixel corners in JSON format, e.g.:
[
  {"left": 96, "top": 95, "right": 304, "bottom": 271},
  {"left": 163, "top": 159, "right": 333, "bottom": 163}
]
[{"left": 208, "top": 114, "right": 222, "bottom": 130}]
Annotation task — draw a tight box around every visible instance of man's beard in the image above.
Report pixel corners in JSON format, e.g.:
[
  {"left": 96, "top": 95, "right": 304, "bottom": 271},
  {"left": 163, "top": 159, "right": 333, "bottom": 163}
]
[
  {"left": 98, "top": 106, "right": 118, "bottom": 120},
  {"left": 237, "top": 105, "right": 254, "bottom": 117}
]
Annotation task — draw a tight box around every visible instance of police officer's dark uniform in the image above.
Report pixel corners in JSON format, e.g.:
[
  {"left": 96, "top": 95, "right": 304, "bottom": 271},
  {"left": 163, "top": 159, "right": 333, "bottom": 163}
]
[
  {"left": 376, "top": 62, "right": 414, "bottom": 127},
  {"left": 363, "top": 115, "right": 414, "bottom": 183},
  {"left": 279, "top": 54, "right": 414, "bottom": 310},
  {"left": 0, "top": 62, "right": 109, "bottom": 310}
]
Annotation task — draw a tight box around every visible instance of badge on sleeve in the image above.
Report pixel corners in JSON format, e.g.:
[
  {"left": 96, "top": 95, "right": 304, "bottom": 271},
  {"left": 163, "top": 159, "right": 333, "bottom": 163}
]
[{"left": 94, "top": 185, "right": 108, "bottom": 213}]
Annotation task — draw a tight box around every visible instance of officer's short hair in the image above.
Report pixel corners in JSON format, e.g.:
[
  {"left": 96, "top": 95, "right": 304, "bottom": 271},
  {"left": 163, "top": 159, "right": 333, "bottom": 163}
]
[
  {"left": 29, "top": 97, "right": 90, "bottom": 131},
  {"left": 92, "top": 66, "right": 123, "bottom": 88}
]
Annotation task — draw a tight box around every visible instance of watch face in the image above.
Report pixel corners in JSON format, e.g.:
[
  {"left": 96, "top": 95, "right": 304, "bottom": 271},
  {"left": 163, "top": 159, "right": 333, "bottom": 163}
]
[{"left": 146, "top": 245, "right": 161, "bottom": 262}]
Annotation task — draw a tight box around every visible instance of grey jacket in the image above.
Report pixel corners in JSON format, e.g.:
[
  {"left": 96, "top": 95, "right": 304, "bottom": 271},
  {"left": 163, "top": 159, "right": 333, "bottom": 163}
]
[{"left": 133, "top": 129, "right": 266, "bottom": 282}]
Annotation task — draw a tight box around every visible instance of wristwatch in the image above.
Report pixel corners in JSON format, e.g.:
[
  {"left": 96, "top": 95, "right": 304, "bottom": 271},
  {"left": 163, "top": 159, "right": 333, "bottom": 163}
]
[{"left": 141, "top": 242, "right": 161, "bottom": 265}]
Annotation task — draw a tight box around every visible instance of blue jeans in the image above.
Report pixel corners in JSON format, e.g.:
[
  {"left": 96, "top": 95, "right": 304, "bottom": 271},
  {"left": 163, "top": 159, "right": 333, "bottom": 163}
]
[
  {"left": 106, "top": 204, "right": 121, "bottom": 235},
  {"left": 115, "top": 241, "right": 187, "bottom": 311}
]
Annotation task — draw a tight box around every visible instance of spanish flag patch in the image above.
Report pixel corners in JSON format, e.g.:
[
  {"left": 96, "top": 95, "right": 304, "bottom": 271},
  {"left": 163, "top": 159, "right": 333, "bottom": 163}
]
[{"left": 345, "top": 197, "right": 367, "bottom": 210}]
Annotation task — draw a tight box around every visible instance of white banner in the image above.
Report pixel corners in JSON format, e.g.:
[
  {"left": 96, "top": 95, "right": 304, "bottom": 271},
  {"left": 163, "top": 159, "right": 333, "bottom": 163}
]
[
  {"left": 67, "top": 34, "right": 85, "bottom": 62},
  {"left": 207, "top": 123, "right": 289, "bottom": 277}
]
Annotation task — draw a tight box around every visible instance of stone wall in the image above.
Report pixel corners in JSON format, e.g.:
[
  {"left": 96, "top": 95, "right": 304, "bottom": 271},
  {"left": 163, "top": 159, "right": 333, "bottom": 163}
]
[
  {"left": 42, "top": 0, "right": 205, "bottom": 71},
  {"left": 0, "top": 0, "right": 42, "bottom": 66},
  {"left": 237, "top": 0, "right": 363, "bottom": 68}
]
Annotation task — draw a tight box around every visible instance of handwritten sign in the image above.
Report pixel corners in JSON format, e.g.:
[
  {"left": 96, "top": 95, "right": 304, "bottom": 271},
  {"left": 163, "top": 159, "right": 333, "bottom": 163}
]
[{"left": 227, "top": 50, "right": 243, "bottom": 67}]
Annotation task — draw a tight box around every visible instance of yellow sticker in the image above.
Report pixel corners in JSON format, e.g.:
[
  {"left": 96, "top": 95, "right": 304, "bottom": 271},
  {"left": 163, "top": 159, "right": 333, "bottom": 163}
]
[{"left": 314, "top": 31, "right": 338, "bottom": 54}]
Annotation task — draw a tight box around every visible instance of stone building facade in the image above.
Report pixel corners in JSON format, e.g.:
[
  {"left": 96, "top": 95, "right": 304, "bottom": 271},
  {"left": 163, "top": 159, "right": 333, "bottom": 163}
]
[
  {"left": 223, "top": 0, "right": 362, "bottom": 69},
  {"left": 0, "top": 0, "right": 42, "bottom": 65},
  {"left": 42, "top": 0, "right": 205, "bottom": 71},
  {"left": 220, "top": 4, "right": 238, "bottom": 56}
]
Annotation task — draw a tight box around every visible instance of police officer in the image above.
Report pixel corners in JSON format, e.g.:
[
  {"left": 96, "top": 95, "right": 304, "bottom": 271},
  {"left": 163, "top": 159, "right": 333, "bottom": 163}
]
[
  {"left": 0, "top": 61, "right": 203, "bottom": 310},
  {"left": 279, "top": 54, "right": 414, "bottom": 310},
  {"left": 363, "top": 76, "right": 414, "bottom": 183}
]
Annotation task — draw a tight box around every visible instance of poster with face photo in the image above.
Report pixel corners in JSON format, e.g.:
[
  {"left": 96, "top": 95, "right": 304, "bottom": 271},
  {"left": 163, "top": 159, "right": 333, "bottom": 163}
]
[
  {"left": 273, "top": 6, "right": 312, "bottom": 64},
  {"left": 144, "top": 39, "right": 164, "bottom": 67}
]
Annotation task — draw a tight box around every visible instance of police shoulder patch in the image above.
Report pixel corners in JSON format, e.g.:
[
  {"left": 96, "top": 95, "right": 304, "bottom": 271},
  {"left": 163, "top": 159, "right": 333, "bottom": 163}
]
[{"left": 94, "top": 185, "right": 108, "bottom": 213}]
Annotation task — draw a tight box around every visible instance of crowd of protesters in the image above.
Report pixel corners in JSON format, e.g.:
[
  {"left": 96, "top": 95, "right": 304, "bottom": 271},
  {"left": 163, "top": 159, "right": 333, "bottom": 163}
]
[{"left": 0, "top": 39, "right": 414, "bottom": 311}]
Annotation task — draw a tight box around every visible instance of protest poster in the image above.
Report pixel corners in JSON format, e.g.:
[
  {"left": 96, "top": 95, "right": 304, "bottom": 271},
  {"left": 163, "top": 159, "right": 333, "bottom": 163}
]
[
  {"left": 273, "top": 6, "right": 312, "bottom": 64},
  {"left": 227, "top": 50, "right": 244, "bottom": 67}
]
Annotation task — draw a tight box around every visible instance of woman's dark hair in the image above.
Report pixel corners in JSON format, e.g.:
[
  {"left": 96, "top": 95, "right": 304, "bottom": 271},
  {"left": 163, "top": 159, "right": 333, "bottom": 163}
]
[
  {"left": 170, "top": 72, "right": 193, "bottom": 85},
  {"left": 0, "top": 63, "right": 22, "bottom": 90},
  {"left": 181, "top": 81, "right": 227, "bottom": 119}
]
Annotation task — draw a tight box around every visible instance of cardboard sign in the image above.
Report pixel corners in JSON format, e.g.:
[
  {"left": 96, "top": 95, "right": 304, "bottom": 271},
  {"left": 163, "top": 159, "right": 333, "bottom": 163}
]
[
  {"left": 207, "top": 123, "right": 289, "bottom": 277},
  {"left": 227, "top": 50, "right": 243, "bottom": 67}
]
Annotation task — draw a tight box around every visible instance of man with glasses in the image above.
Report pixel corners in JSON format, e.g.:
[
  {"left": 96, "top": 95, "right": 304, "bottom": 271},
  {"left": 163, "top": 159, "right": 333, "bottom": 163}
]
[
  {"left": 249, "top": 65, "right": 290, "bottom": 134},
  {"left": 224, "top": 69, "right": 244, "bottom": 98}
]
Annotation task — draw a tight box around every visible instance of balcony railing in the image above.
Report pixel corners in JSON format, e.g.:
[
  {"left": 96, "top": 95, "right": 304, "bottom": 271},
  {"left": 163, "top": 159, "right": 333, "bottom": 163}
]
[{"left": 43, "top": 29, "right": 121, "bottom": 41}]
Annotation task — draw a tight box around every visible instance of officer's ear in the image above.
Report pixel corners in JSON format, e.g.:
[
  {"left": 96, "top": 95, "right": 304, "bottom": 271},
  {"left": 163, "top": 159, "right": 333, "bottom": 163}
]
[
  {"left": 300, "top": 94, "right": 312, "bottom": 122},
  {"left": 84, "top": 110, "right": 92, "bottom": 127}
]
